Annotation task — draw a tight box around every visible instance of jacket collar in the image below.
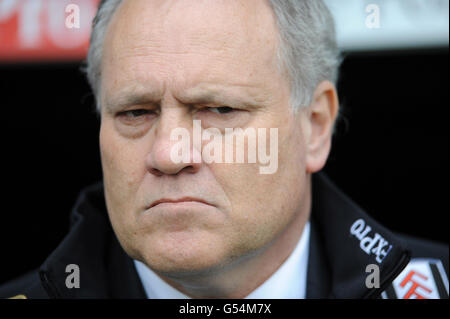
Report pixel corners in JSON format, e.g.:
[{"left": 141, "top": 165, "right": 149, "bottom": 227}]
[
  {"left": 306, "top": 173, "right": 411, "bottom": 298},
  {"left": 38, "top": 183, "right": 146, "bottom": 298}
]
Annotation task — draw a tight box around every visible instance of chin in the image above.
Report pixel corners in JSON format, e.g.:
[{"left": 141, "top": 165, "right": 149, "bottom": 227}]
[{"left": 137, "top": 232, "right": 231, "bottom": 277}]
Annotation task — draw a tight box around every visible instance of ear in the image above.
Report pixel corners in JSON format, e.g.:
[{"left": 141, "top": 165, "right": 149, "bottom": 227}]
[{"left": 305, "top": 80, "right": 339, "bottom": 173}]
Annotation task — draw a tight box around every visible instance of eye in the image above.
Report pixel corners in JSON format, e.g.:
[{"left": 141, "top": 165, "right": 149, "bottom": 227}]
[
  {"left": 195, "top": 105, "right": 249, "bottom": 128},
  {"left": 208, "top": 106, "right": 234, "bottom": 114},
  {"left": 119, "top": 109, "right": 152, "bottom": 118}
]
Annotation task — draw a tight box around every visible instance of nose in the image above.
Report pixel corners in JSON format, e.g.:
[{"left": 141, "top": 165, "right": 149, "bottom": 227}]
[{"left": 145, "top": 110, "right": 202, "bottom": 176}]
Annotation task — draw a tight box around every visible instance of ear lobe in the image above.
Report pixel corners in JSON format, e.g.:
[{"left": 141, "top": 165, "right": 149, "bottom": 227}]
[{"left": 305, "top": 80, "right": 339, "bottom": 173}]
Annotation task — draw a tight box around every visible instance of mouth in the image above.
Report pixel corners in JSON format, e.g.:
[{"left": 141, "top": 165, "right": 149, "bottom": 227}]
[{"left": 148, "top": 197, "right": 215, "bottom": 209}]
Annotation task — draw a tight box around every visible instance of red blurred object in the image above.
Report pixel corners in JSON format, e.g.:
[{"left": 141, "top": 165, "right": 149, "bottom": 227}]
[{"left": 0, "top": 0, "right": 101, "bottom": 62}]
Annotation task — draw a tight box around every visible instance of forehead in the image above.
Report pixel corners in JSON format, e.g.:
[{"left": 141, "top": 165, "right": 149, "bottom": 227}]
[{"left": 101, "top": 0, "right": 282, "bottom": 100}]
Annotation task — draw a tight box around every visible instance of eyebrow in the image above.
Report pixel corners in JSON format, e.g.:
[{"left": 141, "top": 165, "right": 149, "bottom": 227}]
[
  {"left": 178, "top": 87, "right": 263, "bottom": 109},
  {"left": 103, "top": 90, "right": 161, "bottom": 113},
  {"left": 104, "top": 83, "right": 263, "bottom": 113}
]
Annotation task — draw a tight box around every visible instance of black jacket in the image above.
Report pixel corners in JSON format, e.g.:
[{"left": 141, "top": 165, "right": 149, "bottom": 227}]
[{"left": 1, "top": 174, "right": 448, "bottom": 299}]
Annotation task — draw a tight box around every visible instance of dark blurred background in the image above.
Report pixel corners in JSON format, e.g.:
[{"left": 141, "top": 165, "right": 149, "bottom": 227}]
[{"left": 0, "top": 0, "right": 448, "bottom": 285}]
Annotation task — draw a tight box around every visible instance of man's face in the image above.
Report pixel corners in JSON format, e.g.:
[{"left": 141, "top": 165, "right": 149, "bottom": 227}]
[{"left": 100, "top": 0, "right": 311, "bottom": 275}]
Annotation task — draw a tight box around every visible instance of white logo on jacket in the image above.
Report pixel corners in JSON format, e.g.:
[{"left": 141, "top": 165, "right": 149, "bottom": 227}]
[{"left": 350, "top": 218, "right": 392, "bottom": 263}]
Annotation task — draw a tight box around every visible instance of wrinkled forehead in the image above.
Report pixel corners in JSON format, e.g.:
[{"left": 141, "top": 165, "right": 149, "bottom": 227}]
[{"left": 101, "top": 0, "right": 280, "bottom": 75}]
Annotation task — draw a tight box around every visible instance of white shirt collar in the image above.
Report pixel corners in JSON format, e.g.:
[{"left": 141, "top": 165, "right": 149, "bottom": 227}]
[{"left": 134, "top": 221, "right": 310, "bottom": 299}]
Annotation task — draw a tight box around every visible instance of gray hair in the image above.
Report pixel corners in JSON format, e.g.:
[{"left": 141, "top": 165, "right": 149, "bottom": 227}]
[{"left": 85, "top": 0, "right": 340, "bottom": 112}]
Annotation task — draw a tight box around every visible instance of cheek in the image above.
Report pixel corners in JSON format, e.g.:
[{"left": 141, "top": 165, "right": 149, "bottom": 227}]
[
  {"left": 276, "top": 120, "right": 308, "bottom": 208},
  {"left": 99, "top": 122, "right": 148, "bottom": 248},
  {"left": 206, "top": 122, "right": 306, "bottom": 250},
  {"left": 100, "top": 122, "right": 147, "bottom": 190}
]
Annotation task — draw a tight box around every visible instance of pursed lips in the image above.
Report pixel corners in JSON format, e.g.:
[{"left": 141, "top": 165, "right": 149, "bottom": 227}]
[{"left": 148, "top": 197, "right": 215, "bottom": 209}]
